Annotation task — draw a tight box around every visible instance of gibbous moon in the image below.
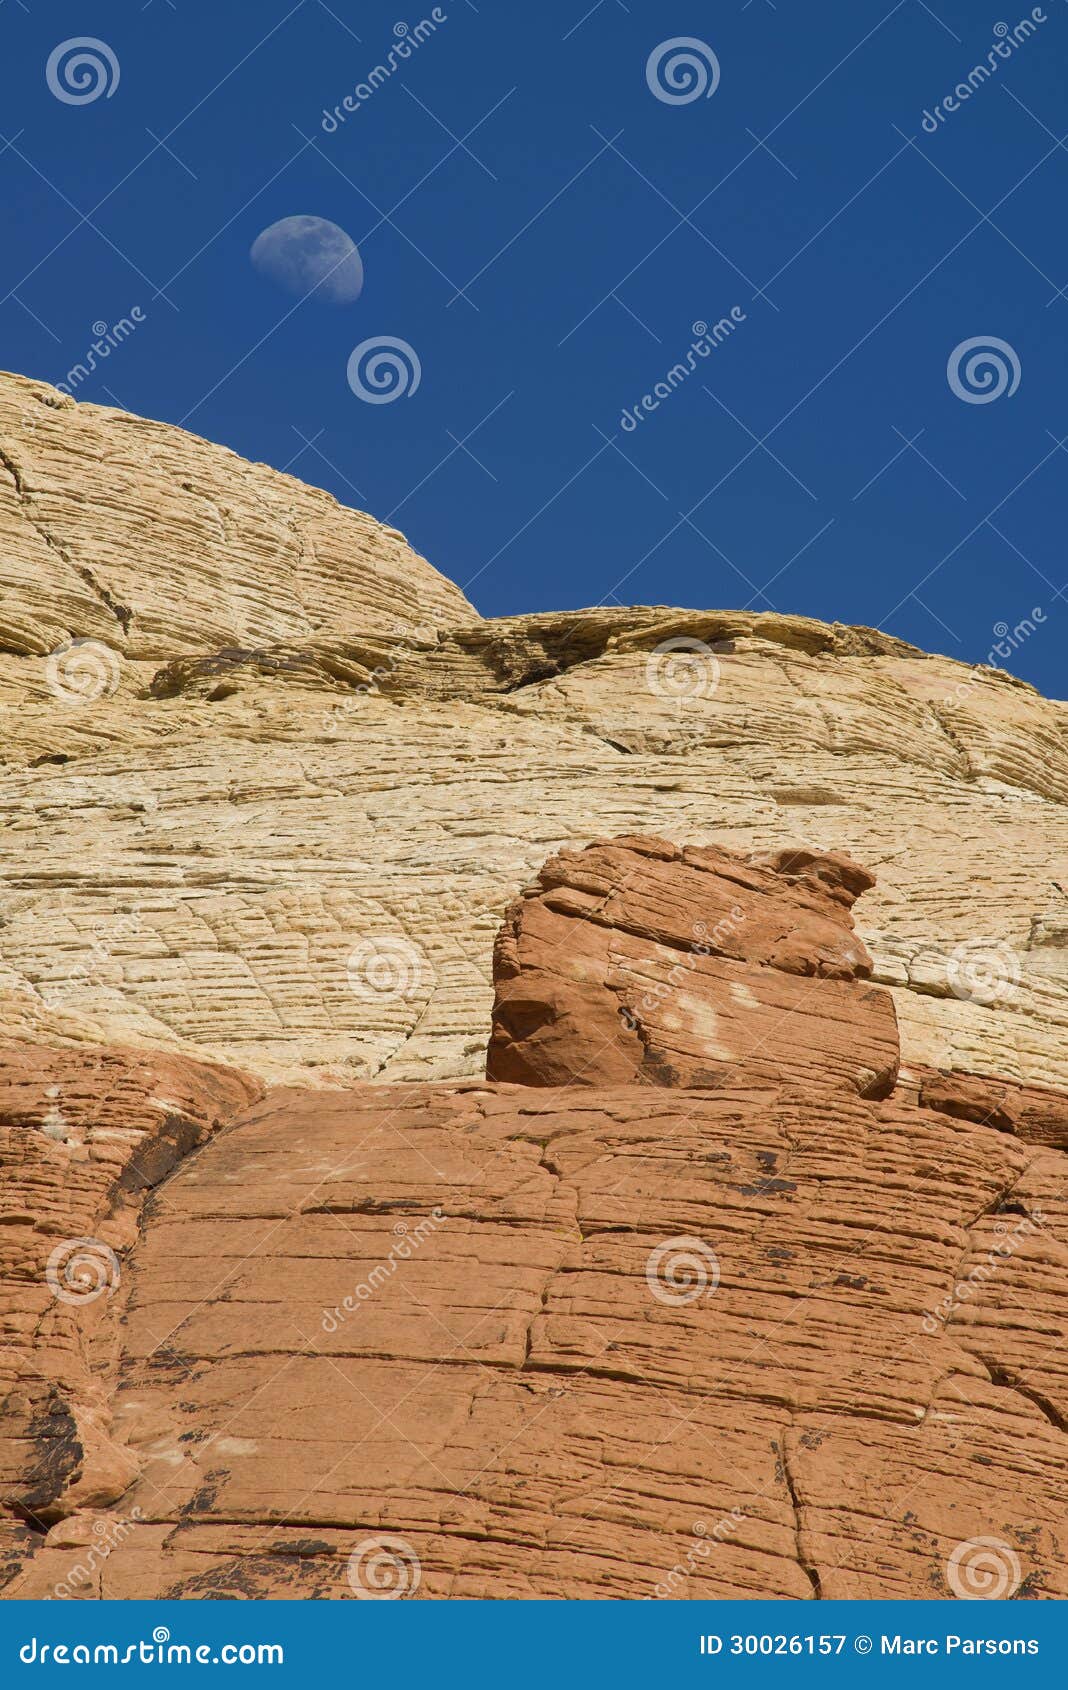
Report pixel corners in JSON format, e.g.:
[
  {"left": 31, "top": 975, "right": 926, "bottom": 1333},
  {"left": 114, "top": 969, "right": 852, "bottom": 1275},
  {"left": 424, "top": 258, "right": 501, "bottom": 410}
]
[{"left": 250, "top": 215, "right": 364, "bottom": 305}]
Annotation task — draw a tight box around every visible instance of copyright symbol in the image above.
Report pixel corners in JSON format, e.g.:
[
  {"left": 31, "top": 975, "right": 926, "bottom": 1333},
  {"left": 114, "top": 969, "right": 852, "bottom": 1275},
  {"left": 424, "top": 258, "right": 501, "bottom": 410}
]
[{"left": 854, "top": 1636, "right": 873, "bottom": 1655}]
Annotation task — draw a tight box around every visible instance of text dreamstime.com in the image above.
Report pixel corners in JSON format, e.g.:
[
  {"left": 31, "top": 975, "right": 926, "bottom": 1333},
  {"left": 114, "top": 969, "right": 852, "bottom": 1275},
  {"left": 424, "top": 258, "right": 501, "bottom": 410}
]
[
  {"left": 921, "top": 10, "right": 1048, "bottom": 132},
  {"left": 321, "top": 12, "right": 447, "bottom": 131},
  {"left": 321, "top": 1208, "right": 445, "bottom": 1330},
  {"left": 50, "top": 1509, "right": 143, "bottom": 1599},
  {"left": 647, "top": 1515, "right": 747, "bottom": 1598},
  {"left": 618, "top": 309, "right": 746, "bottom": 432},
  {"left": 55, "top": 310, "right": 146, "bottom": 398},
  {"left": 922, "top": 1208, "right": 1044, "bottom": 1332},
  {"left": 19, "top": 1636, "right": 284, "bottom": 1667},
  {"left": 940, "top": 606, "right": 1045, "bottom": 706},
  {"left": 620, "top": 909, "right": 747, "bottom": 1031},
  {"left": 327, "top": 621, "right": 438, "bottom": 723}
]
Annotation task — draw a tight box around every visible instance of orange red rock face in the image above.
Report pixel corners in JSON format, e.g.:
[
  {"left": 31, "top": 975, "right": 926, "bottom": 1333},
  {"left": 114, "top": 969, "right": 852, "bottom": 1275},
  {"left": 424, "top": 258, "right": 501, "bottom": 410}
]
[
  {"left": 2, "top": 841, "right": 1066, "bottom": 1600},
  {"left": 487, "top": 838, "right": 899, "bottom": 1096}
]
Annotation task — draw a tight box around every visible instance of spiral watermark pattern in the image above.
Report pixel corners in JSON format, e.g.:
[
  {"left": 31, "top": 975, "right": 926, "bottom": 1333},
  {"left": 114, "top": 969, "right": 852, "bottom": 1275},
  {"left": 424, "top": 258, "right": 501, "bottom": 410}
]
[
  {"left": 45, "top": 639, "right": 121, "bottom": 705},
  {"left": 45, "top": 1237, "right": 121, "bottom": 1306},
  {"left": 46, "top": 38, "right": 120, "bottom": 105},
  {"left": 646, "top": 1236, "right": 720, "bottom": 1305},
  {"left": 946, "top": 939, "right": 1021, "bottom": 1005},
  {"left": 947, "top": 336, "right": 1020, "bottom": 404},
  {"left": 645, "top": 637, "right": 721, "bottom": 705},
  {"left": 346, "top": 936, "right": 429, "bottom": 1001},
  {"left": 346, "top": 336, "right": 422, "bottom": 404},
  {"left": 947, "top": 1536, "right": 1022, "bottom": 1599},
  {"left": 346, "top": 1535, "right": 422, "bottom": 1598},
  {"left": 646, "top": 38, "right": 720, "bottom": 105}
]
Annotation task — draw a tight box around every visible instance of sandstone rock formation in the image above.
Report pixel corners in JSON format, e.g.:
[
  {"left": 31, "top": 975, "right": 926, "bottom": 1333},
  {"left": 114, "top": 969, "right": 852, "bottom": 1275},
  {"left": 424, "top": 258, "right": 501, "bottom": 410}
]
[
  {"left": 0, "top": 372, "right": 470, "bottom": 659},
  {"left": 1, "top": 372, "right": 1066, "bottom": 1601},
  {"left": 487, "top": 838, "right": 898, "bottom": 1095},
  {"left": 0, "top": 371, "right": 1063, "bottom": 1097},
  {"left": 0, "top": 1045, "right": 260, "bottom": 1589},
  {"left": 3, "top": 838, "right": 1067, "bottom": 1600}
]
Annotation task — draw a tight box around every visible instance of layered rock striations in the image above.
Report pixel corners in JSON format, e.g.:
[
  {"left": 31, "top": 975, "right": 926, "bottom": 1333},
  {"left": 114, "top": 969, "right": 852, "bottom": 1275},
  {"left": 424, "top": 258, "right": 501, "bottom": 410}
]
[
  {"left": 0, "top": 378, "right": 1063, "bottom": 1098},
  {"left": 0, "top": 372, "right": 471, "bottom": 659},
  {"left": 2, "top": 841, "right": 1066, "bottom": 1600},
  {"left": 0, "top": 1045, "right": 260, "bottom": 1588},
  {"left": 0, "top": 373, "right": 1066, "bottom": 1600},
  {"left": 487, "top": 838, "right": 898, "bottom": 1095}
]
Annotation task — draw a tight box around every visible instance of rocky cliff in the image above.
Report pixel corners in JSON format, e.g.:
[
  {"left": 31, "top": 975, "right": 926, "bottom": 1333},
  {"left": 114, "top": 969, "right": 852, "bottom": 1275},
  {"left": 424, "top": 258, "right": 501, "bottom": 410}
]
[{"left": 0, "top": 371, "right": 1065, "bottom": 1600}]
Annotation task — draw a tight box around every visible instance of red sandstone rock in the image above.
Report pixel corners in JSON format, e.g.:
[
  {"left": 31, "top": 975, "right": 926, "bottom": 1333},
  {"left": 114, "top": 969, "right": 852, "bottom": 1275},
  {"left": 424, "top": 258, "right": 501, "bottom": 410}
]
[
  {"left": 3, "top": 1067, "right": 1066, "bottom": 1601},
  {"left": 3, "top": 838, "right": 1067, "bottom": 1602},
  {"left": 917, "top": 1067, "right": 1068, "bottom": 1150},
  {"left": 488, "top": 839, "right": 898, "bottom": 1096},
  {"left": 0, "top": 1044, "right": 260, "bottom": 1567}
]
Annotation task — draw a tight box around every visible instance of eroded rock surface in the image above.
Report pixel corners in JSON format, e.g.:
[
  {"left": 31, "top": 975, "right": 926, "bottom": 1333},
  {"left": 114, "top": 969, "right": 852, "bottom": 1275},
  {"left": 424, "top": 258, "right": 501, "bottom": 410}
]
[
  {"left": 4, "top": 846, "right": 1066, "bottom": 1600},
  {"left": 0, "top": 1044, "right": 259, "bottom": 1587},
  {"left": 488, "top": 838, "right": 898, "bottom": 1096},
  {"left": 0, "top": 372, "right": 471, "bottom": 660},
  {"left": 0, "top": 377, "right": 1065, "bottom": 1098},
  {"left": 1, "top": 375, "right": 1066, "bottom": 1602}
]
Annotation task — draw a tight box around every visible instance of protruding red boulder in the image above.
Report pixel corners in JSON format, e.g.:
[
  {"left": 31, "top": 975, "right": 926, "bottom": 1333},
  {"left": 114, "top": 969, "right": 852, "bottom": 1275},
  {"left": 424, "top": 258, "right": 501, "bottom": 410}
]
[
  {"left": 487, "top": 838, "right": 899, "bottom": 1097},
  {"left": 4, "top": 839, "right": 1067, "bottom": 1603}
]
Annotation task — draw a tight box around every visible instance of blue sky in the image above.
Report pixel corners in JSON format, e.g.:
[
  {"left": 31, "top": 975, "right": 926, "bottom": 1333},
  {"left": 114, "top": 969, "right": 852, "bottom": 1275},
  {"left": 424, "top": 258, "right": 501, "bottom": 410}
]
[{"left": 1, "top": 0, "right": 1065, "bottom": 696}]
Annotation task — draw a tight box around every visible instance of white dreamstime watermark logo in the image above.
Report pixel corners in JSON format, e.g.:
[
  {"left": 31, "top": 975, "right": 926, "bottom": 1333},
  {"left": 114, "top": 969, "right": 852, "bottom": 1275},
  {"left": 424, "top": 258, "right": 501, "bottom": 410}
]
[
  {"left": 619, "top": 311, "right": 746, "bottom": 433},
  {"left": 321, "top": 12, "right": 447, "bottom": 131},
  {"left": 322, "top": 1210, "right": 445, "bottom": 1332},
  {"left": 646, "top": 38, "right": 720, "bottom": 105},
  {"left": 346, "top": 1535, "right": 422, "bottom": 1598},
  {"left": 620, "top": 911, "right": 746, "bottom": 1034},
  {"left": 19, "top": 1632, "right": 284, "bottom": 1665},
  {"left": 921, "top": 11, "right": 1048, "bottom": 132},
  {"left": 947, "top": 1536, "right": 1023, "bottom": 1599},
  {"left": 327, "top": 621, "right": 438, "bottom": 724},
  {"left": 946, "top": 939, "right": 1021, "bottom": 1005},
  {"left": 347, "top": 337, "right": 421, "bottom": 404},
  {"left": 947, "top": 336, "right": 1021, "bottom": 404},
  {"left": 51, "top": 1510, "right": 145, "bottom": 1600},
  {"left": 923, "top": 1209, "right": 1044, "bottom": 1333},
  {"left": 647, "top": 1515, "right": 747, "bottom": 1598},
  {"left": 645, "top": 1236, "right": 720, "bottom": 1305},
  {"left": 45, "top": 1237, "right": 121, "bottom": 1306},
  {"left": 940, "top": 608, "right": 1045, "bottom": 706},
  {"left": 55, "top": 309, "right": 146, "bottom": 398},
  {"left": 45, "top": 639, "right": 121, "bottom": 705},
  {"left": 46, "top": 38, "right": 120, "bottom": 105},
  {"left": 645, "top": 637, "right": 721, "bottom": 705},
  {"left": 346, "top": 936, "right": 430, "bottom": 1001},
  {"left": 42, "top": 913, "right": 145, "bottom": 1005}
]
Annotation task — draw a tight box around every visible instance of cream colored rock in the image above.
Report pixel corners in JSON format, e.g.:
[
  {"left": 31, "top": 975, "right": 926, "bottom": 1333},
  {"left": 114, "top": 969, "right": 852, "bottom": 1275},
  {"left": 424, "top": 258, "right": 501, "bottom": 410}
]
[
  {"left": 0, "top": 370, "right": 471, "bottom": 659},
  {"left": 0, "top": 371, "right": 1064, "bottom": 1102}
]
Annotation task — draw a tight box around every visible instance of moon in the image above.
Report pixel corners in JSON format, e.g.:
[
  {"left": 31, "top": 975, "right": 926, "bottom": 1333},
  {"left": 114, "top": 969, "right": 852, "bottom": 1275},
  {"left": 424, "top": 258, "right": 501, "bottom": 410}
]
[{"left": 250, "top": 216, "right": 364, "bottom": 305}]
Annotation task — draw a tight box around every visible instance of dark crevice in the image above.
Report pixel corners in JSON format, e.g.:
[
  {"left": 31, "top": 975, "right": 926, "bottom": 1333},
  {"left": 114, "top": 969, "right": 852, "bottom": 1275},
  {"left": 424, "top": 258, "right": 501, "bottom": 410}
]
[
  {"left": 0, "top": 442, "right": 132, "bottom": 635},
  {"left": 777, "top": 1429, "right": 822, "bottom": 1599},
  {"left": 977, "top": 1359, "right": 1068, "bottom": 1436}
]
